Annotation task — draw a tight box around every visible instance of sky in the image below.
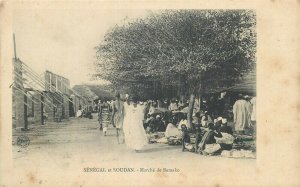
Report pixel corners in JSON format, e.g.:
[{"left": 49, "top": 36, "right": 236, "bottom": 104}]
[{"left": 13, "top": 4, "right": 152, "bottom": 86}]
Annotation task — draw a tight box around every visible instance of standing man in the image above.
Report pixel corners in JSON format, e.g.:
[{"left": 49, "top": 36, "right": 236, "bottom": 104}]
[
  {"left": 233, "top": 94, "right": 252, "bottom": 134},
  {"left": 250, "top": 96, "right": 256, "bottom": 136},
  {"left": 97, "top": 100, "right": 103, "bottom": 131},
  {"left": 111, "top": 93, "right": 125, "bottom": 143}
]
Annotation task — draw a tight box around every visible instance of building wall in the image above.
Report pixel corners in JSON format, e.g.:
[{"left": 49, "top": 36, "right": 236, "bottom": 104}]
[
  {"left": 44, "top": 71, "right": 70, "bottom": 95},
  {"left": 63, "top": 96, "right": 70, "bottom": 119},
  {"left": 12, "top": 87, "right": 25, "bottom": 129},
  {"left": 26, "top": 95, "right": 34, "bottom": 117},
  {"left": 44, "top": 92, "right": 55, "bottom": 122},
  {"left": 12, "top": 59, "right": 26, "bottom": 129},
  {"left": 71, "top": 95, "right": 82, "bottom": 115},
  {"left": 33, "top": 92, "right": 43, "bottom": 125}
]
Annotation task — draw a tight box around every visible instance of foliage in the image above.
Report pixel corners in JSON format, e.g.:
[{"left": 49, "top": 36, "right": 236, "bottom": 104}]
[{"left": 94, "top": 10, "right": 256, "bottom": 98}]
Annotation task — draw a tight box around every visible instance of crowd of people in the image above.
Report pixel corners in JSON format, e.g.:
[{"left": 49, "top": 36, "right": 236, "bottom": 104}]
[{"left": 78, "top": 92, "right": 256, "bottom": 156}]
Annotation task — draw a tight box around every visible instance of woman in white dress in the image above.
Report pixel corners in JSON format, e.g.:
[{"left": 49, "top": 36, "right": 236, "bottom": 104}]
[{"left": 123, "top": 97, "right": 148, "bottom": 151}]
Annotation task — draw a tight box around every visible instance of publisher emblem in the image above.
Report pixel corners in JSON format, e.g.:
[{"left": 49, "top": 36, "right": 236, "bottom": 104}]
[{"left": 17, "top": 135, "right": 30, "bottom": 148}]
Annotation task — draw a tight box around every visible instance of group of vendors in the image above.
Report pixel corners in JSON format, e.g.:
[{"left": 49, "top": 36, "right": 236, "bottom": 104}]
[{"left": 143, "top": 93, "right": 256, "bottom": 155}]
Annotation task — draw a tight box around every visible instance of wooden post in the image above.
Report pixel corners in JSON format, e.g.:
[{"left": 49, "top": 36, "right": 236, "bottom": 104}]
[
  {"left": 13, "top": 33, "right": 17, "bottom": 59},
  {"left": 24, "top": 93, "right": 28, "bottom": 130},
  {"left": 41, "top": 93, "right": 44, "bottom": 125}
]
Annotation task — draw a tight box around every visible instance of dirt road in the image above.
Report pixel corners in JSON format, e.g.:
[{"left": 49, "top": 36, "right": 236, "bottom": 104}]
[{"left": 11, "top": 114, "right": 256, "bottom": 186}]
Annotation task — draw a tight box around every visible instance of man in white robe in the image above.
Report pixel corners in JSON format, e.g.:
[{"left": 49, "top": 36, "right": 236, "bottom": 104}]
[
  {"left": 250, "top": 96, "right": 256, "bottom": 137},
  {"left": 250, "top": 96, "right": 256, "bottom": 123},
  {"left": 233, "top": 94, "right": 252, "bottom": 134}
]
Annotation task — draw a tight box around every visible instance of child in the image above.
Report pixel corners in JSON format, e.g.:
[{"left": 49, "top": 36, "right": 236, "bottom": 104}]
[{"left": 181, "top": 124, "right": 194, "bottom": 152}]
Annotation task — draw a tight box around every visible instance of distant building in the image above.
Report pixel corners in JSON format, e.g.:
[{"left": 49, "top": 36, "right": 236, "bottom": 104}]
[{"left": 44, "top": 70, "right": 72, "bottom": 121}]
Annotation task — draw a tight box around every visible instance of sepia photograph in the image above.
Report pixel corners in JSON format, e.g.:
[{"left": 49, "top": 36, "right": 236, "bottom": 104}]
[{"left": 1, "top": 1, "right": 299, "bottom": 186}]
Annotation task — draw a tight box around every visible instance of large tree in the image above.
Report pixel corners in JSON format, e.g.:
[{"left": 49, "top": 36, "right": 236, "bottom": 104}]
[
  {"left": 95, "top": 10, "right": 256, "bottom": 99},
  {"left": 95, "top": 10, "right": 256, "bottom": 126}
]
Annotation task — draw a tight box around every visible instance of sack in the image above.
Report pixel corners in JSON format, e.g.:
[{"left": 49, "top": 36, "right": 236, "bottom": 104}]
[
  {"left": 215, "top": 133, "right": 234, "bottom": 144},
  {"left": 204, "top": 143, "right": 221, "bottom": 154}
]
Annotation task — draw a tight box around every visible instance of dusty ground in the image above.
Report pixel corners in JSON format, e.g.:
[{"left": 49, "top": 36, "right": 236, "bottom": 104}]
[{"left": 11, "top": 114, "right": 257, "bottom": 186}]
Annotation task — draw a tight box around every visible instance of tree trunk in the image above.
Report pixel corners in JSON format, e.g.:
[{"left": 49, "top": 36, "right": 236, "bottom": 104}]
[
  {"left": 198, "top": 83, "right": 202, "bottom": 112},
  {"left": 187, "top": 93, "right": 195, "bottom": 129}
]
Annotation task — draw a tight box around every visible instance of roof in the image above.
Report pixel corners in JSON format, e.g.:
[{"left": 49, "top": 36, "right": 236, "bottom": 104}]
[
  {"left": 224, "top": 72, "right": 256, "bottom": 94},
  {"left": 72, "top": 84, "right": 113, "bottom": 100},
  {"left": 72, "top": 85, "right": 98, "bottom": 100}
]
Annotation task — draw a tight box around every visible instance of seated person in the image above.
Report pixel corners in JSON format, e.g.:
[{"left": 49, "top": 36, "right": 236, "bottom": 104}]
[
  {"left": 155, "top": 115, "right": 166, "bottom": 132},
  {"left": 178, "top": 114, "right": 188, "bottom": 130},
  {"left": 162, "top": 99, "right": 169, "bottom": 108},
  {"left": 150, "top": 115, "right": 165, "bottom": 132},
  {"left": 144, "top": 114, "right": 153, "bottom": 130},
  {"left": 168, "top": 98, "right": 178, "bottom": 111},
  {"left": 191, "top": 113, "right": 200, "bottom": 132},
  {"left": 165, "top": 119, "right": 181, "bottom": 145},
  {"left": 181, "top": 124, "right": 194, "bottom": 152},
  {"left": 148, "top": 102, "right": 158, "bottom": 115},
  {"left": 214, "top": 116, "right": 223, "bottom": 131},
  {"left": 219, "top": 118, "right": 233, "bottom": 135},
  {"left": 76, "top": 109, "right": 83, "bottom": 118},
  {"left": 216, "top": 118, "right": 234, "bottom": 150},
  {"left": 165, "top": 120, "right": 180, "bottom": 138},
  {"left": 200, "top": 111, "right": 212, "bottom": 127},
  {"left": 200, "top": 115, "right": 208, "bottom": 127},
  {"left": 198, "top": 123, "right": 222, "bottom": 155}
]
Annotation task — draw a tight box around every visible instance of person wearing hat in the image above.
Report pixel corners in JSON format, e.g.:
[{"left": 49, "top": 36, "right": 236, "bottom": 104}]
[
  {"left": 214, "top": 116, "right": 223, "bottom": 131},
  {"left": 150, "top": 115, "right": 165, "bottom": 132}
]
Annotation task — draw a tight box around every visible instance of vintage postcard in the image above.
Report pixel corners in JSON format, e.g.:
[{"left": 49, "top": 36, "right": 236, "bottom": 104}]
[{"left": 0, "top": 0, "right": 299, "bottom": 186}]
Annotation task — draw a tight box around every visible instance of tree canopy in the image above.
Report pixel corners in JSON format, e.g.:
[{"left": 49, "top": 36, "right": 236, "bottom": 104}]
[{"left": 94, "top": 10, "right": 256, "bottom": 99}]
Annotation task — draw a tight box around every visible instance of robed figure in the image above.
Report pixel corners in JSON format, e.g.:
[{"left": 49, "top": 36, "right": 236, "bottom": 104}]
[
  {"left": 233, "top": 95, "right": 252, "bottom": 133},
  {"left": 111, "top": 93, "right": 125, "bottom": 143}
]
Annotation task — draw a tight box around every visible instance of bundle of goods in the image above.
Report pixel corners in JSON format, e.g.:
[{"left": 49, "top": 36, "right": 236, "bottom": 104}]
[
  {"left": 221, "top": 149, "right": 256, "bottom": 159},
  {"left": 167, "top": 137, "right": 181, "bottom": 145},
  {"left": 215, "top": 133, "right": 235, "bottom": 144},
  {"left": 235, "top": 134, "right": 254, "bottom": 141},
  {"left": 149, "top": 132, "right": 166, "bottom": 144},
  {"left": 233, "top": 134, "right": 256, "bottom": 152}
]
